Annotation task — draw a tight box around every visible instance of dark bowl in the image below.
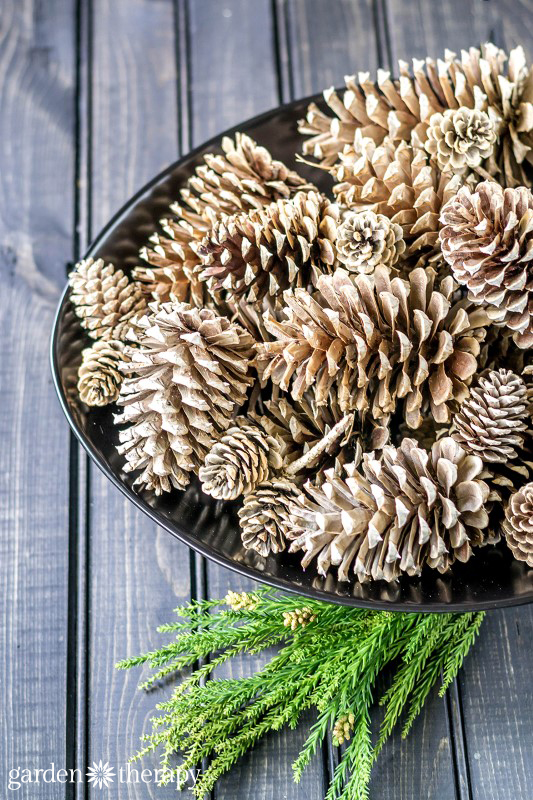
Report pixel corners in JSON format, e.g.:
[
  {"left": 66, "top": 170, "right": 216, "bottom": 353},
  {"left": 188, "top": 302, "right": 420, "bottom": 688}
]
[{"left": 50, "top": 95, "right": 533, "bottom": 612}]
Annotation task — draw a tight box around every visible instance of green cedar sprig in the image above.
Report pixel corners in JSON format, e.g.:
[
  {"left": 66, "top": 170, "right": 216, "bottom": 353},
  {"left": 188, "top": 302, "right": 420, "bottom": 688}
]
[{"left": 116, "top": 588, "right": 484, "bottom": 799}]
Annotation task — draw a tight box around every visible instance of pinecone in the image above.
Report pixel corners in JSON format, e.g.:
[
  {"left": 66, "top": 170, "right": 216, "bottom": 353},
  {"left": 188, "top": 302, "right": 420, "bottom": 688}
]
[
  {"left": 332, "top": 137, "right": 472, "bottom": 271},
  {"left": 288, "top": 438, "right": 490, "bottom": 582},
  {"left": 196, "top": 191, "right": 339, "bottom": 304},
  {"left": 257, "top": 266, "right": 488, "bottom": 427},
  {"left": 238, "top": 479, "right": 300, "bottom": 557},
  {"left": 299, "top": 44, "right": 533, "bottom": 186},
  {"left": 68, "top": 258, "right": 146, "bottom": 341},
  {"left": 77, "top": 339, "right": 127, "bottom": 407},
  {"left": 133, "top": 133, "right": 314, "bottom": 304},
  {"left": 502, "top": 482, "right": 533, "bottom": 567},
  {"left": 452, "top": 369, "right": 528, "bottom": 462},
  {"left": 424, "top": 107, "right": 497, "bottom": 173},
  {"left": 198, "top": 422, "right": 283, "bottom": 500},
  {"left": 440, "top": 181, "right": 533, "bottom": 348},
  {"left": 335, "top": 209, "right": 405, "bottom": 273},
  {"left": 115, "top": 303, "right": 255, "bottom": 495}
]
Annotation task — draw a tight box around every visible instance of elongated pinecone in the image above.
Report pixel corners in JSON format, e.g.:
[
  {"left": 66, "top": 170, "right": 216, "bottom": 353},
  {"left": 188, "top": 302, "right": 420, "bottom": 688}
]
[
  {"left": 335, "top": 210, "right": 405, "bottom": 273},
  {"left": 238, "top": 479, "right": 300, "bottom": 557},
  {"left": 115, "top": 303, "right": 255, "bottom": 494},
  {"left": 288, "top": 438, "right": 490, "bottom": 582},
  {"left": 299, "top": 44, "right": 533, "bottom": 186},
  {"left": 425, "top": 107, "right": 497, "bottom": 173},
  {"left": 196, "top": 191, "right": 339, "bottom": 304},
  {"left": 257, "top": 266, "right": 488, "bottom": 427},
  {"left": 453, "top": 369, "right": 528, "bottom": 462},
  {"left": 77, "top": 339, "right": 127, "bottom": 407},
  {"left": 133, "top": 133, "right": 314, "bottom": 304},
  {"left": 333, "top": 137, "right": 472, "bottom": 271},
  {"left": 502, "top": 482, "right": 533, "bottom": 566},
  {"left": 68, "top": 258, "right": 146, "bottom": 341},
  {"left": 440, "top": 181, "right": 533, "bottom": 348},
  {"left": 198, "top": 422, "right": 283, "bottom": 500}
]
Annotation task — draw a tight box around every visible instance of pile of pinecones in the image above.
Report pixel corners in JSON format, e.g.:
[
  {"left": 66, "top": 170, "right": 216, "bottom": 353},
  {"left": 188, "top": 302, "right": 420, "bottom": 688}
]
[{"left": 68, "top": 43, "right": 533, "bottom": 584}]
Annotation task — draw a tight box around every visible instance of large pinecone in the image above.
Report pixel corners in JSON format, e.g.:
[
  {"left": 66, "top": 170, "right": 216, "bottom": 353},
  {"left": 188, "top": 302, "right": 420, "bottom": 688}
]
[
  {"left": 335, "top": 209, "right": 405, "bottom": 273},
  {"left": 196, "top": 191, "right": 338, "bottom": 304},
  {"left": 133, "top": 133, "right": 314, "bottom": 304},
  {"left": 77, "top": 339, "right": 127, "bottom": 407},
  {"left": 68, "top": 258, "right": 146, "bottom": 341},
  {"left": 332, "top": 138, "right": 472, "bottom": 271},
  {"left": 440, "top": 181, "right": 533, "bottom": 348},
  {"left": 424, "top": 107, "right": 497, "bottom": 173},
  {"left": 238, "top": 479, "right": 300, "bottom": 557},
  {"left": 288, "top": 438, "right": 490, "bottom": 582},
  {"left": 502, "top": 482, "right": 533, "bottom": 566},
  {"left": 115, "top": 303, "right": 255, "bottom": 494},
  {"left": 257, "top": 266, "right": 488, "bottom": 427},
  {"left": 299, "top": 44, "right": 533, "bottom": 186},
  {"left": 453, "top": 369, "right": 528, "bottom": 462},
  {"left": 198, "top": 422, "right": 282, "bottom": 500}
]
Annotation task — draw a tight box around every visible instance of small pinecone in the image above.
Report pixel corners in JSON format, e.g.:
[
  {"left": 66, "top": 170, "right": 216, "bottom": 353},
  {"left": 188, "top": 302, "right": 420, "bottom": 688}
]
[
  {"left": 258, "top": 266, "right": 488, "bottom": 427},
  {"left": 288, "top": 438, "right": 490, "bottom": 582},
  {"left": 502, "top": 483, "right": 533, "bottom": 567},
  {"left": 225, "top": 590, "right": 259, "bottom": 611},
  {"left": 332, "top": 713, "right": 355, "bottom": 746},
  {"left": 198, "top": 422, "right": 283, "bottom": 500},
  {"left": 77, "top": 339, "right": 127, "bottom": 407},
  {"left": 424, "top": 107, "right": 497, "bottom": 173},
  {"left": 282, "top": 607, "right": 317, "bottom": 630},
  {"left": 238, "top": 479, "right": 300, "bottom": 557},
  {"left": 335, "top": 210, "right": 405, "bottom": 273},
  {"left": 115, "top": 303, "right": 255, "bottom": 495},
  {"left": 69, "top": 258, "right": 146, "bottom": 341},
  {"left": 333, "top": 137, "right": 474, "bottom": 272},
  {"left": 133, "top": 133, "right": 314, "bottom": 304},
  {"left": 440, "top": 181, "right": 533, "bottom": 348},
  {"left": 196, "top": 191, "right": 338, "bottom": 304},
  {"left": 453, "top": 369, "right": 528, "bottom": 462}
]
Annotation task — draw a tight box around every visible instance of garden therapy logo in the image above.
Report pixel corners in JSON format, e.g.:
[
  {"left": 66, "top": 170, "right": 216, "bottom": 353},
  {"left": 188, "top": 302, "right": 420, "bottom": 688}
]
[
  {"left": 86, "top": 760, "right": 115, "bottom": 789},
  {"left": 7, "top": 762, "right": 200, "bottom": 791}
]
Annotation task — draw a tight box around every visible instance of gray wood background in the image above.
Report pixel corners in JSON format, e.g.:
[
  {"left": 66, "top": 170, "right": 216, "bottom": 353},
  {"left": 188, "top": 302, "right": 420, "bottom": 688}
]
[{"left": 1, "top": 0, "right": 532, "bottom": 798}]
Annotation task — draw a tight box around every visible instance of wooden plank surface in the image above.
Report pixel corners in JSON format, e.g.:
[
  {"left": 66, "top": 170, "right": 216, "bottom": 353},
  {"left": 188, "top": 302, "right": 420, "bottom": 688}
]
[
  {"left": 385, "top": 4, "right": 533, "bottom": 800},
  {"left": 1, "top": 2, "right": 533, "bottom": 800},
  {"left": 84, "top": 2, "right": 193, "bottom": 798},
  {"left": 0, "top": 2, "right": 75, "bottom": 797}
]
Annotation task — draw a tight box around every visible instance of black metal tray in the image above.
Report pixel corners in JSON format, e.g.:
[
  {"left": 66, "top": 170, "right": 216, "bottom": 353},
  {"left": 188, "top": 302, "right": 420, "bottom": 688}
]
[{"left": 50, "top": 95, "right": 533, "bottom": 611}]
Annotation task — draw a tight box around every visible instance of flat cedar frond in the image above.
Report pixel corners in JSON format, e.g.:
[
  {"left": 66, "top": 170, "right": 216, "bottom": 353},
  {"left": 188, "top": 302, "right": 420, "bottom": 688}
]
[{"left": 117, "top": 589, "right": 484, "bottom": 800}]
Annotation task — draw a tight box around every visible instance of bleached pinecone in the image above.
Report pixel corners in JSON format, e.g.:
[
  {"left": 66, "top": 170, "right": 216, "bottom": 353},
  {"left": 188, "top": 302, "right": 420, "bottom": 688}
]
[
  {"left": 424, "top": 107, "right": 497, "bottom": 173},
  {"left": 335, "top": 210, "right": 405, "bottom": 273},
  {"left": 333, "top": 137, "right": 474, "bottom": 271},
  {"left": 288, "top": 438, "right": 490, "bottom": 582},
  {"left": 115, "top": 303, "right": 255, "bottom": 495},
  {"left": 238, "top": 479, "right": 300, "bottom": 557},
  {"left": 453, "top": 370, "right": 528, "bottom": 462},
  {"left": 502, "top": 482, "right": 533, "bottom": 567},
  {"left": 196, "top": 191, "right": 339, "bottom": 304},
  {"left": 440, "top": 181, "right": 533, "bottom": 348},
  {"left": 257, "top": 266, "right": 488, "bottom": 427},
  {"left": 133, "top": 133, "right": 314, "bottom": 304},
  {"left": 198, "top": 422, "right": 283, "bottom": 500},
  {"left": 68, "top": 258, "right": 146, "bottom": 341},
  {"left": 77, "top": 339, "right": 127, "bottom": 407},
  {"left": 299, "top": 44, "right": 533, "bottom": 186}
]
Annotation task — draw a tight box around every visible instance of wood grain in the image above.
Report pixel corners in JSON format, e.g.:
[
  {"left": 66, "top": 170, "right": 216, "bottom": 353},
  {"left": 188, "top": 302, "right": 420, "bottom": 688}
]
[
  {"left": 0, "top": 1, "right": 75, "bottom": 796},
  {"left": 84, "top": 1, "right": 192, "bottom": 797}
]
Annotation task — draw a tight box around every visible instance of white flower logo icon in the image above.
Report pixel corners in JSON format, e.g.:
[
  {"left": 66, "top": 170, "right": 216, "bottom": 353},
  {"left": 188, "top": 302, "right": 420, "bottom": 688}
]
[{"left": 86, "top": 760, "right": 115, "bottom": 789}]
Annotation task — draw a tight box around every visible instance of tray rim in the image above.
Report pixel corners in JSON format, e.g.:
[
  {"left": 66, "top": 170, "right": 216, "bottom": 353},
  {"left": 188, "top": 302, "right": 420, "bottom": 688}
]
[{"left": 50, "top": 94, "right": 533, "bottom": 613}]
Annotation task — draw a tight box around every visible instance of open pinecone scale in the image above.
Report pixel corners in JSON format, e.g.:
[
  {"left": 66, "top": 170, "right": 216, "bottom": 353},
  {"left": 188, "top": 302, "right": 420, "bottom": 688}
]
[{"left": 60, "top": 42, "right": 533, "bottom": 595}]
